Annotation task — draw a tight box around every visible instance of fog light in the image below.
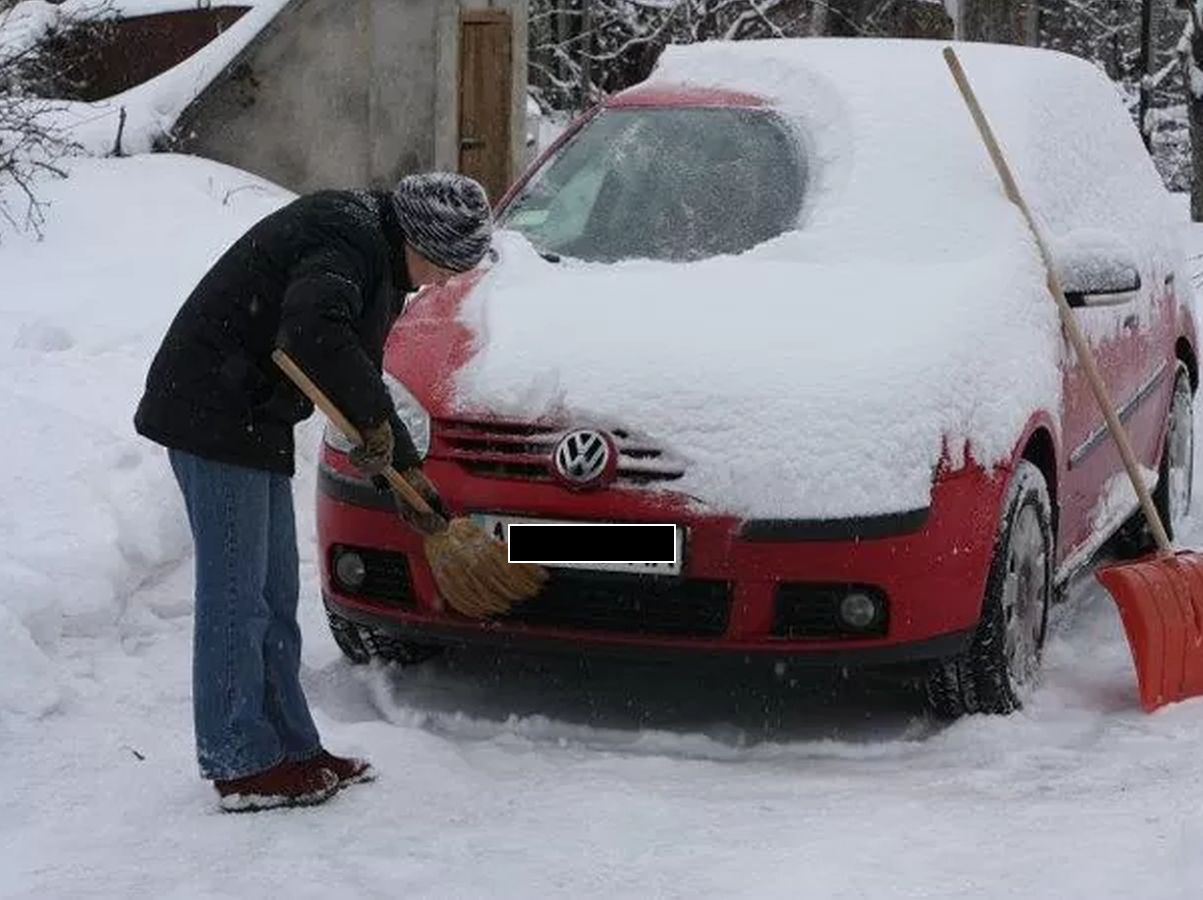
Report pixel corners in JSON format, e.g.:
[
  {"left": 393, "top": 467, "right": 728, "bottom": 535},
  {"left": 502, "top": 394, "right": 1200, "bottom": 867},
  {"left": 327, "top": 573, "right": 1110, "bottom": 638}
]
[
  {"left": 334, "top": 549, "right": 366, "bottom": 591},
  {"left": 839, "top": 591, "right": 880, "bottom": 630}
]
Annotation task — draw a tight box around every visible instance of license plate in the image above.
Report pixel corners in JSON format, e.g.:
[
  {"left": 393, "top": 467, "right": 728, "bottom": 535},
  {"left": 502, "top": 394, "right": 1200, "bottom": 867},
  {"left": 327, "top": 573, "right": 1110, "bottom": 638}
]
[{"left": 471, "top": 514, "right": 685, "bottom": 576}]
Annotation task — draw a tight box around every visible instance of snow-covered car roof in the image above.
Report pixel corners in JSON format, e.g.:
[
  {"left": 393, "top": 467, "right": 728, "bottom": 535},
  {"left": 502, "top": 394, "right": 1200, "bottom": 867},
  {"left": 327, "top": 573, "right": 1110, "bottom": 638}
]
[
  {"left": 452, "top": 39, "right": 1186, "bottom": 520},
  {"left": 639, "top": 38, "right": 1174, "bottom": 268}
]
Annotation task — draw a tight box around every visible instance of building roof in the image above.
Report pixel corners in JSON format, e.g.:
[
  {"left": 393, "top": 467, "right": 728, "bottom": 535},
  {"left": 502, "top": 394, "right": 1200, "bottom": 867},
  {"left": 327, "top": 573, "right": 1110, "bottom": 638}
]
[{"left": 2, "top": 0, "right": 290, "bottom": 155}]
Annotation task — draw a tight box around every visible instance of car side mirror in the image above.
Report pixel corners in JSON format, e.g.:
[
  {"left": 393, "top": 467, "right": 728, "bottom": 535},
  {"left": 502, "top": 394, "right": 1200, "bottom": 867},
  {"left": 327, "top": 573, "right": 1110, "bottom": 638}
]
[{"left": 1055, "top": 230, "right": 1142, "bottom": 308}]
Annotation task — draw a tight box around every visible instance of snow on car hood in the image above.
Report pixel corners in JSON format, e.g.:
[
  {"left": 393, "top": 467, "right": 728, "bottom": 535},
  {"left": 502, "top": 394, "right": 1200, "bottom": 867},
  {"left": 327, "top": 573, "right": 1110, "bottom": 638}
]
[
  {"left": 453, "top": 40, "right": 1181, "bottom": 518},
  {"left": 454, "top": 231, "right": 1058, "bottom": 519}
]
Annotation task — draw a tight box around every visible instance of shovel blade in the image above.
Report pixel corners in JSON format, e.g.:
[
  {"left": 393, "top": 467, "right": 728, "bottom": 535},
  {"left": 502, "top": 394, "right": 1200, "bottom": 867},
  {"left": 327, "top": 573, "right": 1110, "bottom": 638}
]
[{"left": 1096, "top": 551, "right": 1203, "bottom": 712}]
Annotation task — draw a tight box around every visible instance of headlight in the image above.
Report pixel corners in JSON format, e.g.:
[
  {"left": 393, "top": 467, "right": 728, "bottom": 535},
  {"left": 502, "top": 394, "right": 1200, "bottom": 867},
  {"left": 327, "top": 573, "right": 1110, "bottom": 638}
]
[
  {"left": 385, "top": 373, "right": 432, "bottom": 459},
  {"left": 322, "top": 373, "right": 431, "bottom": 460}
]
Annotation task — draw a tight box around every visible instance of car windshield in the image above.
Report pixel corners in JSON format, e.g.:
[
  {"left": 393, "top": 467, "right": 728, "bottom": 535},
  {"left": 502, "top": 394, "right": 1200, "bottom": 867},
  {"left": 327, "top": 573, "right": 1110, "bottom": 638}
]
[{"left": 497, "top": 107, "right": 805, "bottom": 263}]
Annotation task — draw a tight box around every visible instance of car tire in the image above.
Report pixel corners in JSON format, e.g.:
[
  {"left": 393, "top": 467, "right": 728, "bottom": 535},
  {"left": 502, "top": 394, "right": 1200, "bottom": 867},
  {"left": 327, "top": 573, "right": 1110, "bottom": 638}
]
[
  {"left": 326, "top": 610, "right": 443, "bottom": 667},
  {"left": 1115, "top": 362, "right": 1193, "bottom": 556},
  {"left": 925, "top": 460, "right": 1053, "bottom": 719}
]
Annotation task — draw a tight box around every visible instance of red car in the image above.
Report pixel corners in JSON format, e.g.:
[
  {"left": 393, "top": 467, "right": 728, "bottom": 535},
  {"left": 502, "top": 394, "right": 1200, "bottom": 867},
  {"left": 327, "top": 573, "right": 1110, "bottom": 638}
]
[{"left": 317, "top": 41, "right": 1196, "bottom": 717}]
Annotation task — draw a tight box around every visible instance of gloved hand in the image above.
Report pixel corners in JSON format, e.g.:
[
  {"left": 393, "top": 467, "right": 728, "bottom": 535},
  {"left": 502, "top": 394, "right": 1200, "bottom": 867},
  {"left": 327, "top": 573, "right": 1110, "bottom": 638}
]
[{"left": 349, "top": 420, "right": 394, "bottom": 477}]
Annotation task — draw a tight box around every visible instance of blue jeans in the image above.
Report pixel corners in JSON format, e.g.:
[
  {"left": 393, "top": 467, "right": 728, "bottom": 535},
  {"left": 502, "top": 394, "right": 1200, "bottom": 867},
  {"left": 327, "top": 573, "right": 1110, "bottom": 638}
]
[{"left": 168, "top": 449, "right": 321, "bottom": 781}]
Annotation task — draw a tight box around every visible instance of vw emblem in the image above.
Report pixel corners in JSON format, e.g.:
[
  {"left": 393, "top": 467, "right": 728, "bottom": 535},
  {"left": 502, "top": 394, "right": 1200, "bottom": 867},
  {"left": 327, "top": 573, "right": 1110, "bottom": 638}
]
[{"left": 552, "top": 429, "right": 614, "bottom": 489}]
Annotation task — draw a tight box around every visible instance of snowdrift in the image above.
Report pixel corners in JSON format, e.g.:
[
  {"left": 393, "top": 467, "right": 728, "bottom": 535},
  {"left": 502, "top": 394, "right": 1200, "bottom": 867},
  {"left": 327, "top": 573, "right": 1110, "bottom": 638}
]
[{"left": 0, "top": 155, "right": 291, "bottom": 720}]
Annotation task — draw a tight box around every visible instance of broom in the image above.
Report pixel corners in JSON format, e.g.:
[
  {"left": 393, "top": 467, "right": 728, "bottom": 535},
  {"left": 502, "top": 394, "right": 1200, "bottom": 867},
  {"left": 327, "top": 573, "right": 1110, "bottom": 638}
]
[{"left": 272, "top": 349, "right": 548, "bottom": 618}]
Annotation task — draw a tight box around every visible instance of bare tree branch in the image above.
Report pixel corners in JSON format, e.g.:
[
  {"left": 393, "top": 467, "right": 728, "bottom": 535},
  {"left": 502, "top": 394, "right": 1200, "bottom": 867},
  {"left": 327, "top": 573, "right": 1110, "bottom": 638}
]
[{"left": 0, "top": 2, "right": 111, "bottom": 237}]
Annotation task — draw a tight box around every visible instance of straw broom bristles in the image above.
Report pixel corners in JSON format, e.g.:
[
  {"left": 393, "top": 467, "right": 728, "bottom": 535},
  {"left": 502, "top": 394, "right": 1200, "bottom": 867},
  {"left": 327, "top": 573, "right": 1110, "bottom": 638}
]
[{"left": 272, "top": 350, "right": 548, "bottom": 618}]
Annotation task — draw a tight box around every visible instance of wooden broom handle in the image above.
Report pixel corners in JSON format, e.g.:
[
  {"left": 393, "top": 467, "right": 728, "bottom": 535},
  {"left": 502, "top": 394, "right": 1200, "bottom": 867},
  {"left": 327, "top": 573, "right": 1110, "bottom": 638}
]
[
  {"left": 943, "top": 47, "right": 1171, "bottom": 553},
  {"left": 271, "top": 349, "right": 440, "bottom": 521}
]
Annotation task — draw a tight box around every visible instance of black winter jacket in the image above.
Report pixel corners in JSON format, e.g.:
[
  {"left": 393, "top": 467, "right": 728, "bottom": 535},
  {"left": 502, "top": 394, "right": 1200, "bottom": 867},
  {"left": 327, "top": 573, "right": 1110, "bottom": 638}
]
[{"left": 134, "top": 189, "right": 422, "bottom": 476}]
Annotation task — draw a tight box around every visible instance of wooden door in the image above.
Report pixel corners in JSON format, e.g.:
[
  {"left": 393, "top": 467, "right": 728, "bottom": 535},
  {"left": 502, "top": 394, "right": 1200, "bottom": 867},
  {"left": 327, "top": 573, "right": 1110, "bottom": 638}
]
[{"left": 459, "top": 10, "right": 513, "bottom": 204}]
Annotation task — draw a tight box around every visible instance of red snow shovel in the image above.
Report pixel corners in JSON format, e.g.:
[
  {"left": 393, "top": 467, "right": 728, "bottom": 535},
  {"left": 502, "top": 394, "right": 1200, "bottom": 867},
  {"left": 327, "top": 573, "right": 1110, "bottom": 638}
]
[{"left": 945, "top": 46, "right": 1203, "bottom": 713}]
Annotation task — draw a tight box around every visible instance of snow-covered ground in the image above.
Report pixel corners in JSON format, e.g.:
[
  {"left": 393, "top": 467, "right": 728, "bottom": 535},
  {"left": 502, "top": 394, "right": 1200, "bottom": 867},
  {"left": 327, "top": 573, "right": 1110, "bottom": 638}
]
[{"left": 3, "top": 156, "right": 1203, "bottom": 898}]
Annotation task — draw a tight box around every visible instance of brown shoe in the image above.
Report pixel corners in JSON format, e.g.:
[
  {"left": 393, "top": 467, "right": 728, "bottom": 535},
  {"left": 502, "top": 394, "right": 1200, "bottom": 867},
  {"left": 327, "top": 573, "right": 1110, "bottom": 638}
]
[
  {"left": 215, "top": 760, "right": 338, "bottom": 813},
  {"left": 313, "top": 749, "right": 376, "bottom": 789}
]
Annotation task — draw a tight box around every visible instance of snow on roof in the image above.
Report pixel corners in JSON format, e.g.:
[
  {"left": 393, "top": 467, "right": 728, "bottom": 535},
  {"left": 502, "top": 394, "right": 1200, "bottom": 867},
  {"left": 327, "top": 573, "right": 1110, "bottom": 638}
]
[
  {"left": 1, "top": 1, "right": 63, "bottom": 59},
  {"left": 2, "top": 0, "right": 290, "bottom": 155},
  {"left": 100, "top": 0, "right": 255, "bottom": 15},
  {"left": 453, "top": 39, "right": 1186, "bottom": 519},
  {"left": 1, "top": 0, "right": 256, "bottom": 60}
]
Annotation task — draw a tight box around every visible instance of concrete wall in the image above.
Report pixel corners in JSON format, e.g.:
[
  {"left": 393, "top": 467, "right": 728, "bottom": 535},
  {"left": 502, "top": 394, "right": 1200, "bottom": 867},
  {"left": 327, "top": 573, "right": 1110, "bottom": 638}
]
[{"left": 175, "top": 0, "right": 527, "bottom": 195}]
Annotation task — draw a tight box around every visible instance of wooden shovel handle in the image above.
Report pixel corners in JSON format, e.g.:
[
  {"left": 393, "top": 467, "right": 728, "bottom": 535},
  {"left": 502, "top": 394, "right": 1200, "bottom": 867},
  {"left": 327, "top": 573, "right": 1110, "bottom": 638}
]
[
  {"left": 943, "top": 47, "right": 1171, "bottom": 554},
  {"left": 270, "top": 349, "right": 442, "bottom": 525}
]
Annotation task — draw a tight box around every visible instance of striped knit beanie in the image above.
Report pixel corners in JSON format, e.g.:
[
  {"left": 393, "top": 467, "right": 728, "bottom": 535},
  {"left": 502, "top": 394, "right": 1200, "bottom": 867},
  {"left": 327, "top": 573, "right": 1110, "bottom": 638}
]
[{"left": 390, "top": 173, "right": 493, "bottom": 273}]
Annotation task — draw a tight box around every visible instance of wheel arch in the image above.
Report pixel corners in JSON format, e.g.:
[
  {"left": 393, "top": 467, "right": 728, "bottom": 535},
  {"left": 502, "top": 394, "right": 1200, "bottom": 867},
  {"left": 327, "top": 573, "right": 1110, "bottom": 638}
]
[
  {"left": 1176, "top": 336, "right": 1198, "bottom": 393},
  {"left": 1011, "top": 416, "right": 1060, "bottom": 539}
]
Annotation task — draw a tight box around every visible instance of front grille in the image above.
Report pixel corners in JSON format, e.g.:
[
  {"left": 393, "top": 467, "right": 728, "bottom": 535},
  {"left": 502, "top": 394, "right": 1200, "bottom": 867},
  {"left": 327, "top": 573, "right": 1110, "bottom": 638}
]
[
  {"left": 330, "top": 545, "right": 413, "bottom": 607},
  {"left": 772, "top": 583, "right": 889, "bottom": 639},
  {"left": 434, "top": 418, "right": 685, "bottom": 486},
  {"left": 502, "top": 570, "right": 731, "bottom": 637}
]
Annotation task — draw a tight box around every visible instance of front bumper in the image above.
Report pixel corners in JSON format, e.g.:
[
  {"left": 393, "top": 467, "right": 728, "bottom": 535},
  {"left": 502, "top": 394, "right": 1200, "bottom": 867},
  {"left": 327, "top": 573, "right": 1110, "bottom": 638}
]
[
  {"left": 325, "top": 593, "right": 974, "bottom": 666},
  {"left": 316, "top": 450, "right": 1006, "bottom": 663}
]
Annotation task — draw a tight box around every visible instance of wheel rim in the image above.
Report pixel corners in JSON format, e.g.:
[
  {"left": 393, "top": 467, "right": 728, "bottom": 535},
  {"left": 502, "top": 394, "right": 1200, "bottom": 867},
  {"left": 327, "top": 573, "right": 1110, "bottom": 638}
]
[
  {"left": 1166, "top": 381, "right": 1193, "bottom": 531},
  {"left": 1002, "top": 504, "right": 1048, "bottom": 693}
]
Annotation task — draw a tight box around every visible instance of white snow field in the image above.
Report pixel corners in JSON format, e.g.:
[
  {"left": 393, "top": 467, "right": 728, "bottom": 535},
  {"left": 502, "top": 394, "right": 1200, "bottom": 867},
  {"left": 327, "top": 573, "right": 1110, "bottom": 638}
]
[{"left": 2, "top": 156, "right": 1203, "bottom": 899}]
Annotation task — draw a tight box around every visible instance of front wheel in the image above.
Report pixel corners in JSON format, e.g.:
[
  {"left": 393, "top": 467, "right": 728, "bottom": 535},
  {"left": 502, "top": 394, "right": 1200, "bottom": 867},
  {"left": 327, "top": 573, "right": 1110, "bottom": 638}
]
[{"left": 925, "top": 460, "right": 1053, "bottom": 718}]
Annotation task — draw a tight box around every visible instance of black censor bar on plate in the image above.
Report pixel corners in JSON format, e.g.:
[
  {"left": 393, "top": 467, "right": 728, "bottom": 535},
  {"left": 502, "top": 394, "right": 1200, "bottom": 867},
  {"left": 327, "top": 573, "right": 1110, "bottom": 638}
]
[{"left": 506, "top": 524, "right": 678, "bottom": 564}]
